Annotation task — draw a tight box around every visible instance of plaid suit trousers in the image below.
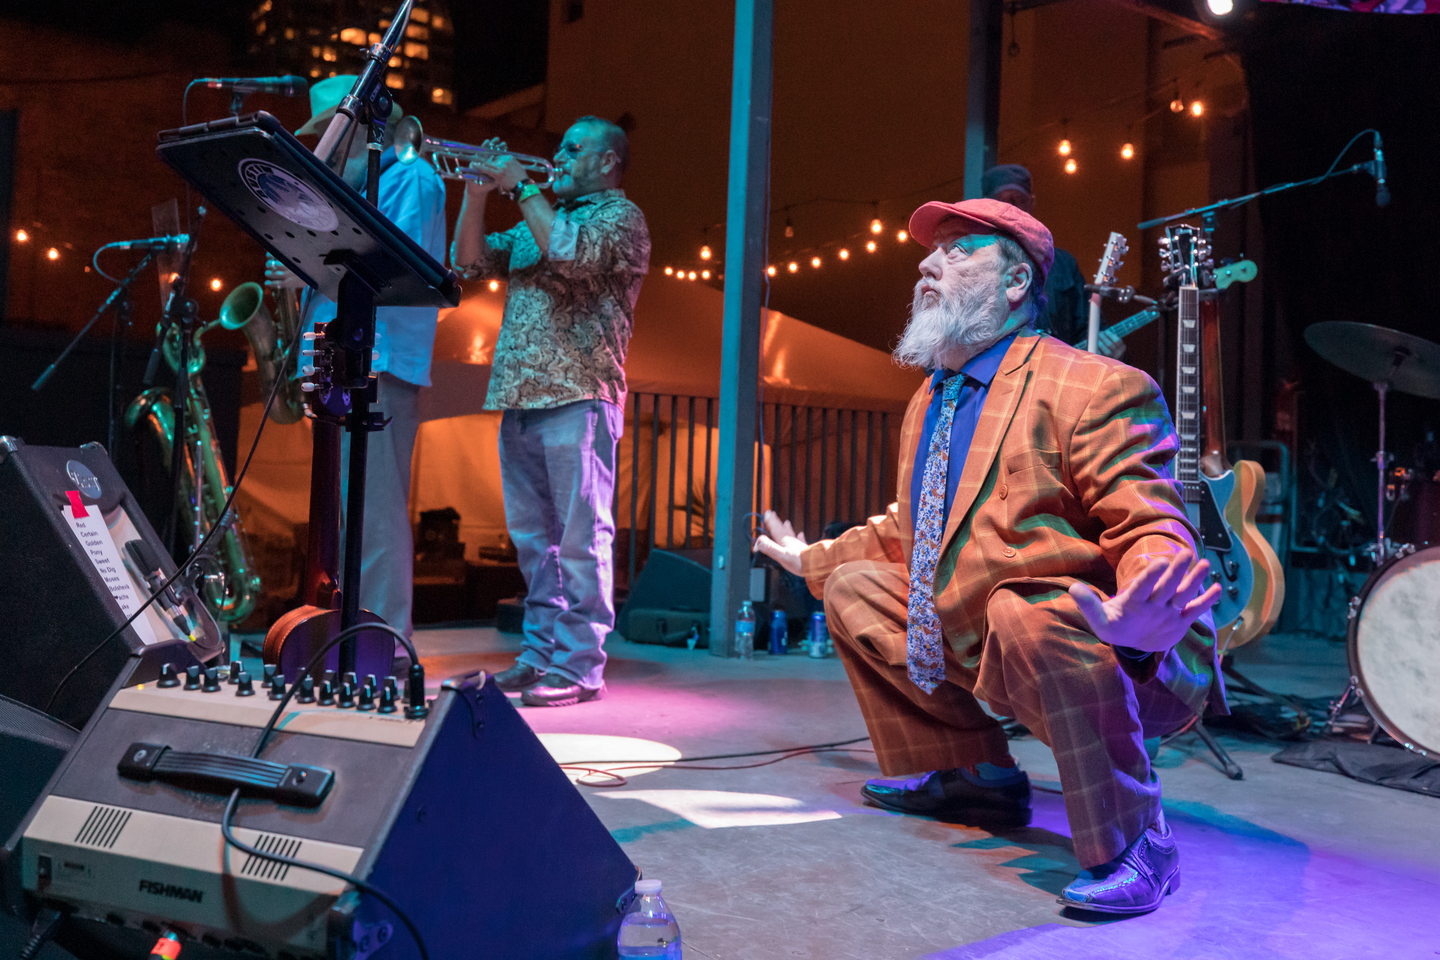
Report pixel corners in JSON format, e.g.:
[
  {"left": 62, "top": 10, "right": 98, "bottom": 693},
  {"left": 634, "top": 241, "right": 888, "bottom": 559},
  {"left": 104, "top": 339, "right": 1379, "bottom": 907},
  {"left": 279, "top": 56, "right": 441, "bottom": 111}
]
[{"left": 826, "top": 560, "right": 1194, "bottom": 868}]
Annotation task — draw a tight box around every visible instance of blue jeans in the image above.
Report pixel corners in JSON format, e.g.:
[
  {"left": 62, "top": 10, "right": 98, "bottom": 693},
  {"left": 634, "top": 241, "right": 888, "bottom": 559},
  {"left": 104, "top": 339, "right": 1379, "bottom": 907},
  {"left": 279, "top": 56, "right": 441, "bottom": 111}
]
[{"left": 499, "top": 399, "right": 623, "bottom": 690}]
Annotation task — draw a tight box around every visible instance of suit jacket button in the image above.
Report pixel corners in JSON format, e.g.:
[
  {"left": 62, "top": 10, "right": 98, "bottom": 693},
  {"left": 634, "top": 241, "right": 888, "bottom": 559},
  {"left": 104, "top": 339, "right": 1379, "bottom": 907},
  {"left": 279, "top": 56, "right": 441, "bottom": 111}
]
[
  {"left": 998, "top": 483, "right": 1008, "bottom": 499},
  {"left": 1002, "top": 546, "right": 1016, "bottom": 558}
]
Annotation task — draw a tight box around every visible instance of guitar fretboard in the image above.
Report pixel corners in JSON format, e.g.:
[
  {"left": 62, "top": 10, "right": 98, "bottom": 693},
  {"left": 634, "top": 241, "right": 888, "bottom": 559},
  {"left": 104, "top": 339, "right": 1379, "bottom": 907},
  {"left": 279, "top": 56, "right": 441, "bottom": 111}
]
[{"left": 1175, "top": 285, "right": 1201, "bottom": 502}]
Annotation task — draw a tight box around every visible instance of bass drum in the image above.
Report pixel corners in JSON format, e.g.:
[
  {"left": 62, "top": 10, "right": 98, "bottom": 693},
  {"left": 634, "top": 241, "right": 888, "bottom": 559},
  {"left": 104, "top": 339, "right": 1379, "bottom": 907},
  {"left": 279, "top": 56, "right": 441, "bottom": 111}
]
[{"left": 1347, "top": 543, "right": 1440, "bottom": 757}]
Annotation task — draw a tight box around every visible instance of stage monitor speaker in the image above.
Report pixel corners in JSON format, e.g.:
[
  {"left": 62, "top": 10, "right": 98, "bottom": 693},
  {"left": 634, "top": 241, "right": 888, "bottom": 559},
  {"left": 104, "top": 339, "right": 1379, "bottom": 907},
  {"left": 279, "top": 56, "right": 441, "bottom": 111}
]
[
  {"left": 2, "top": 661, "right": 638, "bottom": 960},
  {"left": 0, "top": 439, "right": 222, "bottom": 729},
  {"left": 615, "top": 549, "right": 711, "bottom": 645},
  {"left": 0, "top": 695, "right": 77, "bottom": 847}
]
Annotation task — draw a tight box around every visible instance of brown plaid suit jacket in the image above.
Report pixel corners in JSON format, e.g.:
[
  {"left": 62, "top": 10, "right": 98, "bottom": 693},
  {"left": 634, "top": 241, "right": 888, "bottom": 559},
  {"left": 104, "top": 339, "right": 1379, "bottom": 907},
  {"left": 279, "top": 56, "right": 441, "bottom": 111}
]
[{"left": 800, "top": 332, "right": 1225, "bottom": 717}]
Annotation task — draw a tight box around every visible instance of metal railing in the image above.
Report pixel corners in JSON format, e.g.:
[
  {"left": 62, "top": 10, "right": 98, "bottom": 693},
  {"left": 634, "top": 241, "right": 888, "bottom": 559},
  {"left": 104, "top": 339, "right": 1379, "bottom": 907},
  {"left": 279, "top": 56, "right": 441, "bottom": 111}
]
[{"left": 616, "top": 392, "right": 902, "bottom": 590}]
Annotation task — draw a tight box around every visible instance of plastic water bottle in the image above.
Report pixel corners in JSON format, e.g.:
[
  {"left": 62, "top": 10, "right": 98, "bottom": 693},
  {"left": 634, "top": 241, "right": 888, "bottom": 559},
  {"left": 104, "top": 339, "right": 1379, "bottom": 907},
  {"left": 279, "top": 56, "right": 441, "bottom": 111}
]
[
  {"left": 735, "top": 601, "right": 755, "bottom": 660},
  {"left": 617, "top": 879, "right": 682, "bottom": 958}
]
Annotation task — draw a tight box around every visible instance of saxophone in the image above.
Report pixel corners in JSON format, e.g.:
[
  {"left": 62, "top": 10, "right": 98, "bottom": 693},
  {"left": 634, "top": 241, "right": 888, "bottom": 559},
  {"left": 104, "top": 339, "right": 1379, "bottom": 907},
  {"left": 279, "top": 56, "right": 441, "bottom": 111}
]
[{"left": 123, "top": 281, "right": 302, "bottom": 623}]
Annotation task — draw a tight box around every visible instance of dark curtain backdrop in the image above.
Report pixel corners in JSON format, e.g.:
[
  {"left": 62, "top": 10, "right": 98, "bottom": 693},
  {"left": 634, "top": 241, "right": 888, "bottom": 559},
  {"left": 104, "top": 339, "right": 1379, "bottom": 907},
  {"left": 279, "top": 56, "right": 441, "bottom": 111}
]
[{"left": 1240, "top": 6, "right": 1440, "bottom": 538}]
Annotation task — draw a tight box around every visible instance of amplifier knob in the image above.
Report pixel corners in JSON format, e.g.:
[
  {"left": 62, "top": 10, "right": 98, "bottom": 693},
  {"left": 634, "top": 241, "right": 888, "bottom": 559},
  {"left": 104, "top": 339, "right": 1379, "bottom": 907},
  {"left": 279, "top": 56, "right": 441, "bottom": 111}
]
[
  {"left": 318, "top": 679, "right": 336, "bottom": 705},
  {"left": 202, "top": 668, "right": 222, "bottom": 693},
  {"left": 236, "top": 672, "right": 255, "bottom": 697},
  {"left": 184, "top": 665, "right": 202, "bottom": 690},
  {"left": 263, "top": 663, "right": 278, "bottom": 684},
  {"left": 296, "top": 675, "right": 317, "bottom": 704},
  {"left": 357, "top": 679, "right": 377, "bottom": 711},
  {"left": 157, "top": 663, "right": 180, "bottom": 688},
  {"left": 227, "top": 662, "right": 242, "bottom": 684},
  {"left": 337, "top": 681, "right": 355, "bottom": 708},
  {"left": 268, "top": 673, "right": 287, "bottom": 701},
  {"left": 378, "top": 677, "right": 398, "bottom": 714}
]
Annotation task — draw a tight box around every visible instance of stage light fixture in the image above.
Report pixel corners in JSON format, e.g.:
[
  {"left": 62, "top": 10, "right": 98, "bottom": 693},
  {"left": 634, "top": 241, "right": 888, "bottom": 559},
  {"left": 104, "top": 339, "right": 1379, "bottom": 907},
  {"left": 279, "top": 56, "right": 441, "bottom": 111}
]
[
  {"left": 664, "top": 266, "right": 673, "bottom": 275},
  {"left": 897, "top": 230, "right": 908, "bottom": 243},
  {"left": 811, "top": 256, "right": 821, "bottom": 269},
  {"left": 15, "top": 229, "right": 28, "bottom": 242},
  {"left": 488, "top": 280, "right": 500, "bottom": 291},
  {"left": 787, "top": 261, "right": 799, "bottom": 273},
  {"left": 866, "top": 240, "right": 877, "bottom": 253},
  {"left": 1190, "top": 100, "right": 1205, "bottom": 118},
  {"left": 1206, "top": 0, "right": 1234, "bottom": 13},
  {"left": 838, "top": 248, "right": 850, "bottom": 260},
  {"left": 1121, "top": 143, "right": 1135, "bottom": 160},
  {"left": 210, "top": 278, "right": 223, "bottom": 292},
  {"left": 46, "top": 247, "right": 59, "bottom": 260},
  {"left": 1058, "top": 139, "right": 1072, "bottom": 157},
  {"left": 1064, "top": 159, "right": 1077, "bottom": 174},
  {"left": 699, "top": 245, "right": 712, "bottom": 260},
  {"left": 870, "top": 219, "right": 883, "bottom": 234}
]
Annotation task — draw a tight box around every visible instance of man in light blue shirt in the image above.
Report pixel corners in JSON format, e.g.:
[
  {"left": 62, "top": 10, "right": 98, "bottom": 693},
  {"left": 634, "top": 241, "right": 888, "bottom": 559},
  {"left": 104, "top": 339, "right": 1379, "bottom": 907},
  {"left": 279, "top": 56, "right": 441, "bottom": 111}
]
[{"left": 268, "top": 76, "right": 447, "bottom": 641}]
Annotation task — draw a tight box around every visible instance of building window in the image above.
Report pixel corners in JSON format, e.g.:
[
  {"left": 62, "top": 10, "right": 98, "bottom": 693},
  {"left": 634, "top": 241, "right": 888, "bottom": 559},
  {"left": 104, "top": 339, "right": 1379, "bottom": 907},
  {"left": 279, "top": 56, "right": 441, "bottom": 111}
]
[
  {"left": 310, "top": 45, "right": 321, "bottom": 57},
  {"left": 406, "top": 24, "right": 429, "bottom": 40},
  {"left": 386, "top": 73, "right": 405, "bottom": 90},
  {"left": 403, "top": 42, "right": 428, "bottom": 60},
  {"left": 388, "top": 55, "right": 402, "bottom": 67},
  {"left": 310, "top": 67, "right": 321, "bottom": 78},
  {"left": 430, "top": 14, "right": 447, "bottom": 30},
  {"left": 284, "top": 27, "right": 294, "bottom": 39},
  {"left": 431, "top": 87, "right": 453, "bottom": 105},
  {"left": 411, "top": 7, "right": 429, "bottom": 22},
  {"left": 339, "top": 27, "right": 366, "bottom": 44},
  {"left": 322, "top": 46, "right": 337, "bottom": 62}
]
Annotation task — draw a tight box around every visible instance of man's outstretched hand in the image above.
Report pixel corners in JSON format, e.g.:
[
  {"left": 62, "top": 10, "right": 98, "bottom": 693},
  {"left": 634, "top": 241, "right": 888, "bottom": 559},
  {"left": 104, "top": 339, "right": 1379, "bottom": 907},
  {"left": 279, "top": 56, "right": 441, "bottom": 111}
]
[
  {"left": 752, "top": 510, "right": 808, "bottom": 576},
  {"left": 1068, "top": 551, "right": 1220, "bottom": 654}
]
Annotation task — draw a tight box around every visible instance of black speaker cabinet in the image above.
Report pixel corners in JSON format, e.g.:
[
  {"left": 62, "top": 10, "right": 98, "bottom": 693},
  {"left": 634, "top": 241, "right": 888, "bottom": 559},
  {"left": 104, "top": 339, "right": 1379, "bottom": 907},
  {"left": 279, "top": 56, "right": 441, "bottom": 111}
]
[
  {"left": 0, "top": 695, "right": 77, "bottom": 847},
  {"left": 0, "top": 439, "right": 221, "bottom": 729},
  {"left": 3, "top": 663, "right": 638, "bottom": 959}
]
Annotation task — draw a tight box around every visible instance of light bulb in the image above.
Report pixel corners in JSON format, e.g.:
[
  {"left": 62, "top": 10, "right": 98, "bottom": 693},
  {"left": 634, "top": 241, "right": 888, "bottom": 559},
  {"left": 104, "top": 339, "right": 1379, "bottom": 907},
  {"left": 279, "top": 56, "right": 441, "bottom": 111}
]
[
  {"left": 811, "top": 256, "right": 822, "bottom": 269},
  {"left": 701, "top": 269, "right": 711, "bottom": 279},
  {"left": 664, "top": 266, "right": 673, "bottom": 275},
  {"left": 1058, "top": 138, "right": 1072, "bottom": 157},
  {"left": 1206, "top": 0, "right": 1233, "bottom": 14},
  {"left": 784, "top": 218, "right": 794, "bottom": 239},
  {"left": 896, "top": 230, "right": 908, "bottom": 243},
  {"left": 838, "top": 248, "right": 850, "bottom": 260},
  {"left": 787, "top": 262, "right": 799, "bottom": 273},
  {"left": 699, "top": 245, "right": 712, "bottom": 260},
  {"left": 688, "top": 271, "right": 697, "bottom": 280},
  {"left": 1190, "top": 100, "right": 1204, "bottom": 118},
  {"left": 1064, "top": 158, "right": 1077, "bottom": 174},
  {"left": 870, "top": 219, "right": 883, "bottom": 234},
  {"left": 14, "top": 229, "right": 27, "bottom": 242},
  {"left": 866, "top": 240, "right": 877, "bottom": 253},
  {"left": 1170, "top": 98, "right": 1185, "bottom": 113},
  {"left": 210, "top": 278, "right": 223, "bottom": 292},
  {"left": 46, "top": 247, "right": 59, "bottom": 260},
  {"left": 488, "top": 279, "right": 500, "bottom": 291},
  {"left": 767, "top": 265, "right": 777, "bottom": 276},
  {"left": 1120, "top": 143, "right": 1135, "bottom": 160}
]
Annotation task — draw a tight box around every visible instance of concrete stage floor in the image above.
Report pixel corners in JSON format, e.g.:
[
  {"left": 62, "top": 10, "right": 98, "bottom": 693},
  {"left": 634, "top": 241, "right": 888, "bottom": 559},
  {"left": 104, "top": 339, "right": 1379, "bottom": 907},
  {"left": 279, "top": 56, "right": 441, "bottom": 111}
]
[{"left": 409, "top": 625, "right": 1438, "bottom": 960}]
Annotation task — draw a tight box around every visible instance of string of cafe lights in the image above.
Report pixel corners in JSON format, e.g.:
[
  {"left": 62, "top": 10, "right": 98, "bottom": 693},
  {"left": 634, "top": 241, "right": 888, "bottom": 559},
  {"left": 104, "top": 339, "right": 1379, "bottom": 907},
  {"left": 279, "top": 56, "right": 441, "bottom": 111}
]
[
  {"left": 665, "top": 77, "right": 1213, "bottom": 284},
  {"left": 12, "top": 225, "right": 233, "bottom": 295}
]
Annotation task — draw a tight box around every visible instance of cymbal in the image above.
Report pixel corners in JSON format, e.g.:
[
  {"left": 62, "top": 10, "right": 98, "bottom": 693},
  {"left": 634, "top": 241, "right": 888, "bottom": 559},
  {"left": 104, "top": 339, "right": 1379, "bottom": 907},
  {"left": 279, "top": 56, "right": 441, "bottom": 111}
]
[{"left": 1305, "top": 321, "right": 1440, "bottom": 399}]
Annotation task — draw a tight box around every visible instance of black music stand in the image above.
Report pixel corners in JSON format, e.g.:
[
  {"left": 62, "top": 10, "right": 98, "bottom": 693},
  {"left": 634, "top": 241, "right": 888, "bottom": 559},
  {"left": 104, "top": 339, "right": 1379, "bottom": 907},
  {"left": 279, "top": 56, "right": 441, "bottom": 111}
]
[{"left": 154, "top": 111, "right": 460, "bottom": 675}]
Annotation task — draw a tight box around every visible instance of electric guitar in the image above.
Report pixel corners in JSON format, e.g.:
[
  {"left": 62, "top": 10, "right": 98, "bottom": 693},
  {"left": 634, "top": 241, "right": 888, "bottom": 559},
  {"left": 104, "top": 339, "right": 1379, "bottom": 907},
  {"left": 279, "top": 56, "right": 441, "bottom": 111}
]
[
  {"left": 1071, "top": 260, "right": 1256, "bottom": 351},
  {"left": 1161, "top": 226, "right": 1254, "bottom": 630}
]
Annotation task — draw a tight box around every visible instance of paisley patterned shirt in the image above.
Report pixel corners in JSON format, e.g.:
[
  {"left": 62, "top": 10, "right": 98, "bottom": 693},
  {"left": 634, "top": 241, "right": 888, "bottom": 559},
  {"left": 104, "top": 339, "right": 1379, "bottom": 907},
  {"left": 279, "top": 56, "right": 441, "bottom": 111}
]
[{"left": 459, "top": 188, "right": 650, "bottom": 410}]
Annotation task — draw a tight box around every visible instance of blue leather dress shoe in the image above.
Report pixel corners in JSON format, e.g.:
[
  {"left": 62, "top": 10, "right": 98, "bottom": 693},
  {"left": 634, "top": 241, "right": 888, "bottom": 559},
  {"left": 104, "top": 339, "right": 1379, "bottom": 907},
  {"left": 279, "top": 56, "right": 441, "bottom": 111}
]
[
  {"left": 492, "top": 662, "right": 545, "bottom": 693},
  {"left": 1059, "top": 819, "right": 1179, "bottom": 914},
  {"left": 861, "top": 767, "right": 1032, "bottom": 827}
]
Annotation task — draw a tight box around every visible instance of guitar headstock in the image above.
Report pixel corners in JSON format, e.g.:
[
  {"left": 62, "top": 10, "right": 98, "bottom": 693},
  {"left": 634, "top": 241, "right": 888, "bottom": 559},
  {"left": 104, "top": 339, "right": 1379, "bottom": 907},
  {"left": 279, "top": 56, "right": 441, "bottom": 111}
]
[
  {"left": 1159, "top": 224, "right": 1212, "bottom": 288},
  {"left": 1093, "top": 231, "right": 1129, "bottom": 286}
]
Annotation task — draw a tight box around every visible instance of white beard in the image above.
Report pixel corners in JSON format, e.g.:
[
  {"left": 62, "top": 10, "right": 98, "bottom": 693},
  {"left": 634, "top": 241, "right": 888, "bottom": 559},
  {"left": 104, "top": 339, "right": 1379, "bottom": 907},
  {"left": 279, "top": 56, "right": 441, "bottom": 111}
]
[{"left": 893, "top": 273, "right": 1011, "bottom": 371}]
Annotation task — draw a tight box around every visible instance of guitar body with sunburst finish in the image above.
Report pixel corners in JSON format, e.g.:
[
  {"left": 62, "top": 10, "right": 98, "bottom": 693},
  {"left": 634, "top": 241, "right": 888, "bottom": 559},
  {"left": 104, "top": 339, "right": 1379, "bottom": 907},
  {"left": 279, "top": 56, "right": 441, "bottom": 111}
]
[{"left": 1219, "top": 459, "right": 1285, "bottom": 652}]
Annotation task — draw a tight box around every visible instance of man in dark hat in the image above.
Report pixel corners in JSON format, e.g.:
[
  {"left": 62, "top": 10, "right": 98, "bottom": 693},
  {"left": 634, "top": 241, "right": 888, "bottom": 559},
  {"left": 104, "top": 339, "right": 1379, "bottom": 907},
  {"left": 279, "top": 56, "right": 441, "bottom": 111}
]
[
  {"left": 755, "top": 198, "right": 1224, "bottom": 915},
  {"left": 983, "top": 164, "right": 1126, "bottom": 359}
]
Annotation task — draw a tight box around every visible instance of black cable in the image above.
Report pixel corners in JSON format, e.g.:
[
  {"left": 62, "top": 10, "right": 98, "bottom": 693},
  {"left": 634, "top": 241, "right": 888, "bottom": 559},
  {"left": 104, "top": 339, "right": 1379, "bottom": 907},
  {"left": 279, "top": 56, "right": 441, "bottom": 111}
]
[
  {"left": 44, "top": 329, "right": 302, "bottom": 714},
  {"left": 563, "top": 734, "right": 872, "bottom": 770},
  {"left": 224, "top": 622, "right": 426, "bottom": 960},
  {"left": 220, "top": 788, "right": 428, "bottom": 960}
]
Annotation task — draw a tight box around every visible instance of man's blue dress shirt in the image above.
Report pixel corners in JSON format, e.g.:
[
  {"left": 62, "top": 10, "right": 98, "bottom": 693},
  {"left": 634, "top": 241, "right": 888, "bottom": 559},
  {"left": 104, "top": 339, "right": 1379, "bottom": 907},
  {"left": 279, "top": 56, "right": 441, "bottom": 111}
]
[{"left": 909, "top": 334, "right": 1017, "bottom": 532}]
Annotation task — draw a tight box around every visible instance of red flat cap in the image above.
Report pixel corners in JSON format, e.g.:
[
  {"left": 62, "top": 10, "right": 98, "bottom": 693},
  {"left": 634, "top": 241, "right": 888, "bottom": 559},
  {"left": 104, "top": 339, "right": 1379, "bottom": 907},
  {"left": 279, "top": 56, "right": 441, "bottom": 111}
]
[{"left": 908, "top": 198, "right": 1055, "bottom": 281}]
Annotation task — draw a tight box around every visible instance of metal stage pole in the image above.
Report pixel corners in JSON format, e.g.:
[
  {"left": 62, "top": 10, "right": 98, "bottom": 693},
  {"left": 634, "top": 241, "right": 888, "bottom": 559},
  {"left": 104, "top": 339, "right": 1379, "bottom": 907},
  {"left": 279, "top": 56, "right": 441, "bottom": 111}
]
[
  {"left": 710, "top": 0, "right": 773, "bottom": 658},
  {"left": 963, "top": 0, "right": 1003, "bottom": 200}
]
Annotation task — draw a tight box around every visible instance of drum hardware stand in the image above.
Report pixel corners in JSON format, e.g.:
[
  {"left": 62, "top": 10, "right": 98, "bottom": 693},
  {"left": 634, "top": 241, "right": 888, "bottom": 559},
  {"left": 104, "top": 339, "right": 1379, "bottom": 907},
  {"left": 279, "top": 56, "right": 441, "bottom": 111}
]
[{"left": 1161, "top": 714, "right": 1243, "bottom": 780}]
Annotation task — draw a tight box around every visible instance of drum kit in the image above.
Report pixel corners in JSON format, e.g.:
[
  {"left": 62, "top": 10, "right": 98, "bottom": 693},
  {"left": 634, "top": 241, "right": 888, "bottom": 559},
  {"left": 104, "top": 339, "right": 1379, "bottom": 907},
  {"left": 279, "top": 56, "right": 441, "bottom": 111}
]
[{"left": 1304, "top": 321, "right": 1440, "bottom": 759}]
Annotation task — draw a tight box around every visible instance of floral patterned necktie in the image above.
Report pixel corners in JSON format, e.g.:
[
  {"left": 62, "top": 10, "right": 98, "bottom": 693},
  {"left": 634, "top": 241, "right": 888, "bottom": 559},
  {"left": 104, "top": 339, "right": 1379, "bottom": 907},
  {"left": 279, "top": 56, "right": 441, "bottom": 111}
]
[{"left": 907, "top": 374, "right": 963, "bottom": 694}]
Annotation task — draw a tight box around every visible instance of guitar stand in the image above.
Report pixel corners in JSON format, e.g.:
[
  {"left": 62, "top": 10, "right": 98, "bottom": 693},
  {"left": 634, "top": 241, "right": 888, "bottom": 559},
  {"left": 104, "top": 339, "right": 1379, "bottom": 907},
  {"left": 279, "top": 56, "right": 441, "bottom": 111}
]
[{"left": 1162, "top": 714, "right": 1244, "bottom": 780}]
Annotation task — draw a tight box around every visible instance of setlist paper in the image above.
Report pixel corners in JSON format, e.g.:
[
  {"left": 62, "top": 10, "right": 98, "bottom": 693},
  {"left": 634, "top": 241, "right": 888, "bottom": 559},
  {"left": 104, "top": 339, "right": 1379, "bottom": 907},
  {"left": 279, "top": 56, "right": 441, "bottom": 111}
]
[{"left": 61, "top": 502, "right": 160, "bottom": 646}]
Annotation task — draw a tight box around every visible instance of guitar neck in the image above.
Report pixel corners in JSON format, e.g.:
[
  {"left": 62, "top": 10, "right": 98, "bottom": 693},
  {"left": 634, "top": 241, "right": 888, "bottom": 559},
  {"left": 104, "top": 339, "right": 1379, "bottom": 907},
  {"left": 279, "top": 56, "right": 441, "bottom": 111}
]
[
  {"left": 1199, "top": 295, "right": 1230, "bottom": 473},
  {"left": 1069, "top": 304, "right": 1159, "bottom": 350},
  {"left": 1175, "top": 285, "right": 1201, "bottom": 502}
]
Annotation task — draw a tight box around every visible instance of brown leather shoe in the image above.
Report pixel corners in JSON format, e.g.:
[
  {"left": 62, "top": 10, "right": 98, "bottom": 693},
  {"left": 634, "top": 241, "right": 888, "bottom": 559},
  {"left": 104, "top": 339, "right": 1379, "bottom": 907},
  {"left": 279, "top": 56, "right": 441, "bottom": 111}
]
[
  {"left": 520, "top": 674, "right": 605, "bottom": 707},
  {"left": 491, "top": 662, "right": 545, "bottom": 692},
  {"left": 861, "top": 767, "right": 1032, "bottom": 827}
]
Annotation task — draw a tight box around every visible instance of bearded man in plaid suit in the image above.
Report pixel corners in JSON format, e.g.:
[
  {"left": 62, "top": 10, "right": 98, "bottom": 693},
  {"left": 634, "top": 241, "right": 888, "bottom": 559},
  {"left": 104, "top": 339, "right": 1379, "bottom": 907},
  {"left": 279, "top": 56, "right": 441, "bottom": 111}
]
[{"left": 755, "top": 198, "right": 1225, "bottom": 916}]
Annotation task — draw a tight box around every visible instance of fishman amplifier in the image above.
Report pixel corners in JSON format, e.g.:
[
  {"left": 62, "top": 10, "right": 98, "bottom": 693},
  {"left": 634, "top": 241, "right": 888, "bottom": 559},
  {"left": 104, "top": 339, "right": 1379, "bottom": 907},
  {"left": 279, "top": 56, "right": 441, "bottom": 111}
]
[{"left": 3, "top": 660, "right": 637, "bottom": 959}]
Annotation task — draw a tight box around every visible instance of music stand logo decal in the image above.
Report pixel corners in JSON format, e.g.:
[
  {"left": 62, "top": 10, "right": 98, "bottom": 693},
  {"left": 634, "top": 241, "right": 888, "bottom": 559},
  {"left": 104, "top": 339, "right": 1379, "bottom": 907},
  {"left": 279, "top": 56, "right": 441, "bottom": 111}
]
[{"left": 239, "top": 159, "right": 340, "bottom": 233}]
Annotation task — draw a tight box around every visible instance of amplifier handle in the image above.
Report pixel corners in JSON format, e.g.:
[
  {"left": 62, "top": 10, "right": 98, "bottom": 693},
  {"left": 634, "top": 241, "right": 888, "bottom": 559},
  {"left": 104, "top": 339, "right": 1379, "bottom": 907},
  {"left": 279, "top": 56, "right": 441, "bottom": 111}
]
[{"left": 118, "top": 742, "right": 334, "bottom": 808}]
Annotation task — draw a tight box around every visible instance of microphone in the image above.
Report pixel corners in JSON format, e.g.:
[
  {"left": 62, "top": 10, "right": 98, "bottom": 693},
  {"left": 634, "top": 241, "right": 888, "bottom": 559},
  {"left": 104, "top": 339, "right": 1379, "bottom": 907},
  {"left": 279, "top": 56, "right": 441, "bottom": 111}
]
[
  {"left": 201, "top": 75, "right": 308, "bottom": 96},
  {"left": 1371, "top": 134, "right": 1390, "bottom": 208},
  {"left": 111, "top": 234, "right": 190, "bottom": 251}
]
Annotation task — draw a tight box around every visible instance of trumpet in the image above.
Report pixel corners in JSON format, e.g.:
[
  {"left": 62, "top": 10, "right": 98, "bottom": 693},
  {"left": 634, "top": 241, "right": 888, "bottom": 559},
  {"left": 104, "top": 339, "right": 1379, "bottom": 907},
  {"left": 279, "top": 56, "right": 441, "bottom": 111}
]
[{"left": 422, "top": 136, "right": 557, "bottom": 188}]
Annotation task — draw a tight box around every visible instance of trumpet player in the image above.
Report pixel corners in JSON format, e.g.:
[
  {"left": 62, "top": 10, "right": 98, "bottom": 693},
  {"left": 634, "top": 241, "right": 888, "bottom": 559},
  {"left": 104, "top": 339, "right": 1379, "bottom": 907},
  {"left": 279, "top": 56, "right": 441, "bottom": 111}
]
[
  {"left": 266, "top": 75, "right": 448, "bottom": 644},
  {"left": 451, "top": 116, "right": 650, "bottom": 707}
]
